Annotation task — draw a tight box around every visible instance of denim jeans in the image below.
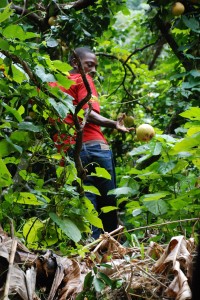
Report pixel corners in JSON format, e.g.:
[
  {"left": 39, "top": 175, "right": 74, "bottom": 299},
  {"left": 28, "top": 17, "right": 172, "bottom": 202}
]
[{"left": 80, "top": 142, "right": 118, "bottom": 239}]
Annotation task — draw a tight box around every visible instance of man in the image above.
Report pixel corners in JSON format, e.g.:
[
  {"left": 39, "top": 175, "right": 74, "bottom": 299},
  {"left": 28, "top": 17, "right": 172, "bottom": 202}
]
[{"left": 51, "top": 47, "right": 133, "bottom": 239}]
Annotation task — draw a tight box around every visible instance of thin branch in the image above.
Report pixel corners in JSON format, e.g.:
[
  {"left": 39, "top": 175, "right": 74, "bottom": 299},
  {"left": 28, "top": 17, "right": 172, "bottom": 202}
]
[
  {"left": 10, "top": 4, "right": 44, "bottom": 28},
  {"left": 3, "top": 239, "right": 18, "bottom": 300},
  {"left": 134, "top": 264, "right": 168, "bottom": 289},
  {"left": 121, "top": 218, "right": 200, "bottom": 236},
  {"left": 154, "top": 14, "right": 193, "bottom": 71},
  {"left": 71, "top": 50, "right": 92, "bottom": 180}
]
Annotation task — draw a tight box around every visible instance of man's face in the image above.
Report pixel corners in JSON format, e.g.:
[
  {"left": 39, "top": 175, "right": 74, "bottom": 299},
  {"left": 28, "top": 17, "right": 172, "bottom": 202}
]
[{"left": 80, "top": 52, "right": 98, "bottom": 78}]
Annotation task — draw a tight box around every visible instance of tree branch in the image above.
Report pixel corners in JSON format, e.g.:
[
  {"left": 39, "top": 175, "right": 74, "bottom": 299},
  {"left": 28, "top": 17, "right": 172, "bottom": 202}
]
[
  {"left": 71, "top": 50, "right": 92, "bottom": 180},
  {"left": 154, "top": 14, "right": 193, "bottom": 71}
]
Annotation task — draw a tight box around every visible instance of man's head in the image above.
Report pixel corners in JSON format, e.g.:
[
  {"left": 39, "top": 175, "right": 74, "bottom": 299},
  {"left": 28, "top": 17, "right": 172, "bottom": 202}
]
[{"left": 69, "top": 47, "right": 98, "bottom": 77}]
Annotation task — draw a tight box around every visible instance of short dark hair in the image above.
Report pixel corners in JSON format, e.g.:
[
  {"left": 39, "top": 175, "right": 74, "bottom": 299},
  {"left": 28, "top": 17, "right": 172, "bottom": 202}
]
[{"left": 69, "top": 47, "right": 94, "bottom": 65}]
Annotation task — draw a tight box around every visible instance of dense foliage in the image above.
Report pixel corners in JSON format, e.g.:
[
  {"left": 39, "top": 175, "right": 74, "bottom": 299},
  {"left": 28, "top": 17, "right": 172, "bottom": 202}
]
[{"left": 0, "top": 0, "right": 200, "bottom": 257}]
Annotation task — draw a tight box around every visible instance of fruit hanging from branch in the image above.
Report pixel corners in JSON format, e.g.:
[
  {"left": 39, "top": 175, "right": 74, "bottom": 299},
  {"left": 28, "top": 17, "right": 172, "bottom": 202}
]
[
  {"left": 136, "top": 124, "right": 155, "bottom": 142},
  {"left": 171, "top": 2, "right": 185, "bottom": 16},
  {"left": 48, "top": 16, "right": 57, "bottom": 26},
  {"left": 124, "top": 116, "right": 135, "bottom": 127}
]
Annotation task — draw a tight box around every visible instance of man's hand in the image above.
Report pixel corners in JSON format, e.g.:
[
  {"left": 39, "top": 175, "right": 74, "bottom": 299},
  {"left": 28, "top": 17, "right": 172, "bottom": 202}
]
[{"left": 116, "top": 113, "right": 135, "bottom": 132}]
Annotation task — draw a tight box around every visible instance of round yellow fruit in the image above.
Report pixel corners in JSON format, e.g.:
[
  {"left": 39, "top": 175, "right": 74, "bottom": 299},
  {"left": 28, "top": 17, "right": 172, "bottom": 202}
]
[
  {"left": 124, "top": 116, "right": 135, "bottom": 127},
  {"left": 48, "top": 16, "right": 57, "bottom": 26},
  {"left": 136, "top": 124, "right": 155, "bottom": 142},
  {"left": 172, "top": 2, "right": 185, "bottom": 16}
]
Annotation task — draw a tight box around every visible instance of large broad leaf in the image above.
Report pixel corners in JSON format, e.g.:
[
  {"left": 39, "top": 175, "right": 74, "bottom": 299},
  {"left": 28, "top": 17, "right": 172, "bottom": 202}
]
[
  {"left": 170, "top": 132, "right": 200, "bottom": 154},
  {"left": 108, "top": 186, "right": 137, "bottom": 196},
  {"left": 5, "top": 136, "right": 23, "bottom": 154},
  {"left": 182, "top": 16, "right": 200, "bottom": 32},
  {"left": 0, "top": 37, "right": 9, "bottom": 50},
  {"left": 91, "top": 167, "right": 111, "bottom": 179},
  {"left": 180, "top": 107, "right": 200, "bottom": 121},
  {"left": 11, "top": 64, "right": 27, "bottom": 83},
  {"left": 0, "top": 139, "right": 15, "bottom": 157},
  {"left": 55, "top": 73, "right": 74, "bottom": 89},
  {"left": 14, "top": 192, "right": 49, "bottom": 205},
  {"left": 49, "top": 212, "right": 81, "bottom": 242},
  {"left": 93, "top": 277, "right": 105, "bottom": 293},
  {"left": 46, "top": 37, "right": 58, "bottom": 48},
  {"left": 157, "top": 161, "right": 176, "bottom": 175},
  {"left": 35, "top": 65, "right": 55, "bottom": 82},
  {"left": 18, "top": 122, "right": 42, "bottom": 132},
  {"left": 84, "top": 185, "right": 100, "bottom": 195},
  {"left": 3, "top": 24, "right": 39, "bottom": 40},
  {"left": 1, "top": 102, "right": 23, "bottom": 122},
  {"left": 100, "top": 206, "right": 118, "bottom": 213},
  {"left": 23, "top": 217, "right": 43, "bottom": 243},
  {"left": 84, "top": 212, "right": 103, "bottom": 229},
  {"left": 129, "top": 144, "right": 150, "bottom": 156},
  {"left": 143, "top": 199, "right": 169, "bottom": 216},
  {"left": 49, "top": 98, "right": 71, "bottom": 119},
  {"left": 141, "top": 192, "right": 170, "bottom": 202},
  {"left": 0, "top": 158, "right": 12, "bottom": 187},
  {"left": 0, "top": 4, "right": 13, "bottom": 22},
  {"left": 53, "top": 60, "right": 72, "bottom": 73}
]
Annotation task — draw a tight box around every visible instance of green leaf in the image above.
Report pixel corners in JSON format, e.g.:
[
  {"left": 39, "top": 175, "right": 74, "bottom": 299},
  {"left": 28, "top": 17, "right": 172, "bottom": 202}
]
[
  {"left": 0, "top": 158, "right": 12, "bottom": 187},
  {"left": 49, "top": 212, "right": 81, "bottom": 242},
  {"left": 0, "top": 37, "right": 9, "bottom": 50},
  {"left": 35, "top": 66, "right": 55, "bottom": 82},
  {"left": 182, "top": 16, "right": 200, "bottom": 32},
  {"left": 55, "top": 73, "right": 74, "bottom": 90},
  {"left": 10, "top": 131, "right": 32, "bottom": 148},
  {"left": 99, "top": 272, "right": 113, "bottom": 286},
  {"left": 91, "top": 167, "right": 111, "bottom": 179},
  {"left": 132, "top": 208, "right": 143, "bottom": 217},
  {"left": 152, "top": 142, "right": 162, "bottom": 156},
  {"left": 141, "top": 192, "right": 170, "bottom": 201},
  {"left": 23, "top": 217, "right": 43, "bottom": 243},
  {"left": 157, "top": 161, "right": 176, "bottom": 175},
  {"left": 108, "top": 186, "right": 137, "bottom": 196},
  {"left": 0, "top": 4, "right": 13, "bottom": 23},
  {"left": 93, "top": 277, "right": 105, "bottom": 292},
  {"left": 129, "top": 144, "right": 150, "bottom": 156},
  {"left": 190, "top": 70, "right": 200, "bottom": 78},
  {"left": 143, "top": 199, "right": 169, "bottom": 216},
  {"left": 11, "top": 64, "right": 27, "bottom": 83},
  {"left": 180, "top": 107, "right": 200, "bottom": 121},
  {"left": 84, "top": 212, "right": 103, "bottom": 229},
  {"left": 0, "top": 139, "right": 15, "bottom": 157},
  {"left": 3, "top": 24, "right": 39, "bottom": 40},
  {"left": 171, "top": 160, "right": 188, "bottom": 174},
  {"left": 53, "top": 60, "right": 72, "bottom": 73},
  {"left": 46, "top": 37, "right": 58, "bottom": 48},
  {"left": 49, "top": 98, "right": 70, "bottom": 119},
  {"left": 84, "top": 185, "right": 100, "bottom": 195},
  {"left": 170, "top": 132, "right": 200, "bottom": 154},
  {"left": 83, "top": 271, "right": 94, "bottom": 289},
  {"left": 5, "top": 136, "right": 23, "bottom": 154},
  {"left": 100, "top": 206, "right": 118, "bottom": 213},
  {"left": 18, "top": 122, "right": 42, "bottom": 132},
  {"left": 14, "top": 192, "right": 48, "bottom": 205},
  {"left": 1, "top": 102, "right": 23, "bottom": 122}
]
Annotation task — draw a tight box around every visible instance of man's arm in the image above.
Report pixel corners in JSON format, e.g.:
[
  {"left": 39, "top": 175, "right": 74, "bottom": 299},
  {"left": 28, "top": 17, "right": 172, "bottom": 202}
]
[{"left": 86, "top": 109, "right": 134, "bottom": 133}]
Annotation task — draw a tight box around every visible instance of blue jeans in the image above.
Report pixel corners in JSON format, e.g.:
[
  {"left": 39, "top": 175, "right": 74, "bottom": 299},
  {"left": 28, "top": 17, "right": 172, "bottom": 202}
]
[{"left": 80, "top": 142, "right": 118, "bottom": 239}]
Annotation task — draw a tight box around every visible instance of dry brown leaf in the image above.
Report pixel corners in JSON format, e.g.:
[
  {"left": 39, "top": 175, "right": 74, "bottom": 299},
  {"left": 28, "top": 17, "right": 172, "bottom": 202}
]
[
  {"left": 165, "top": 261, "right": 192, "bottom": 300},
  {"left": 152, "top": 236, "right": 193, "bottom": 274},
  {"left": 57, "top": 258, "right": 83, "bottom": 300},
  {"left": 7, "top": 264, "right": 30, "bottom": 300},
  {"left": 147, "top": 241, "right": 165, "bottom": 259}
]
